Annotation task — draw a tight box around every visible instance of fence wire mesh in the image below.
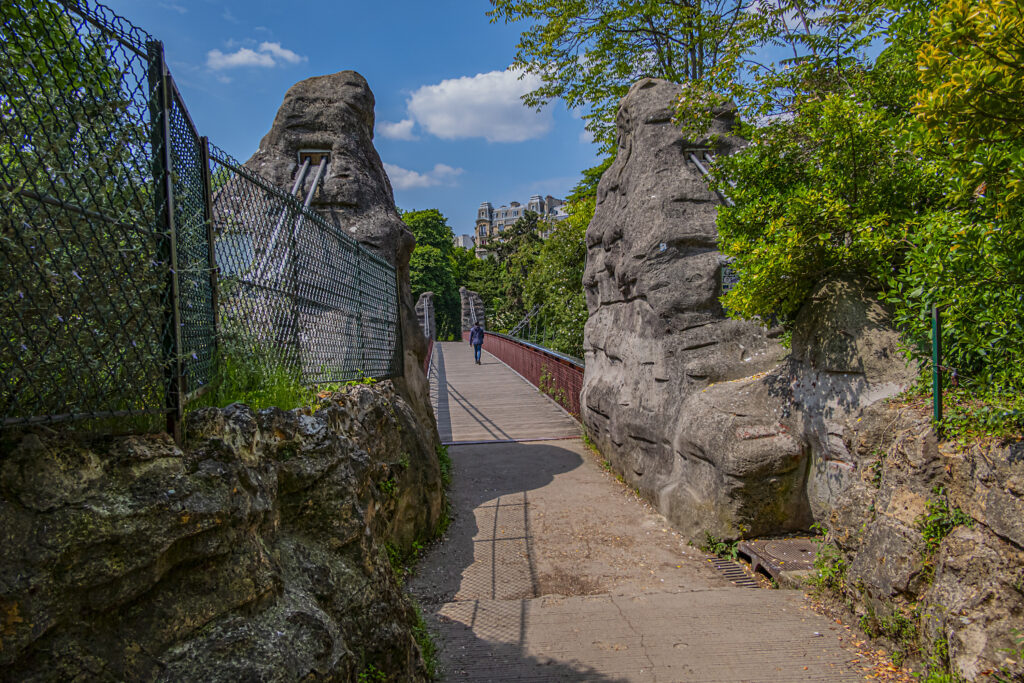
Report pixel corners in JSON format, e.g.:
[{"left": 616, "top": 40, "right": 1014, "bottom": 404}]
[
  {"left": 164, "top": 83, "right": 216, "bottom": 399},
  {"left": 208, "top": 145, "right": 400, "bottom": 387},
  {"left": 1, "top": 0, "right": 169, "bottom": 428},
  {"left": 1, "top": 0, "right": 400, "bottom": 433}
]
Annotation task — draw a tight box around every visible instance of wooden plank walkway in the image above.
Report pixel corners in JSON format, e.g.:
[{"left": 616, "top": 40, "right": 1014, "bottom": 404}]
[{"left": 430, "top": 342, "right": 580, "bottom": 444}]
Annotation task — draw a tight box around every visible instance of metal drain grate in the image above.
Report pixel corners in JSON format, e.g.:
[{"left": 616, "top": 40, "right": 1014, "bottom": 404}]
[
  {"left": 737, "top": 537, "right": 817, "bottom": 582},
  {"left": 708, "top": 557, "right": 760, "bottom": 588}
]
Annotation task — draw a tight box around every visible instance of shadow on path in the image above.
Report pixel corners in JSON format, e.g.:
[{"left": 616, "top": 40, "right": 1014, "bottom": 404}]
[{"left": 410, "top": 442, "right": 632, "bottom": 681}]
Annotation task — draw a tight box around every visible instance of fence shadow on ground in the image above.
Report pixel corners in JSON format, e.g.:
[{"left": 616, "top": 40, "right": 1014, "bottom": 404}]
[{"left": 410, "top": 442, "right": 633, "bottom": 681}]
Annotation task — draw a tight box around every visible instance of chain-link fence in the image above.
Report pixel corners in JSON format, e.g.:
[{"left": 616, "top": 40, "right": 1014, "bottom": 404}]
[
  {"left": 1, "top": 0, "right": 400, "bottom": 437},
  {"left": 208, "top": 145, "right": 400, "bottom": 387}
]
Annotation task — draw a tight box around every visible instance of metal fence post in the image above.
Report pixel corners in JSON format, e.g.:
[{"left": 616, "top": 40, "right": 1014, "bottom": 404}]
[
  {"left": 199, "top": 136, "right": 219, "bottom": 345},
  {"left": 393, "top": 269, "right": 404, "bottom": 378},
  {"left": 148, "top": 40, "right": 184, "bottom": 443}
]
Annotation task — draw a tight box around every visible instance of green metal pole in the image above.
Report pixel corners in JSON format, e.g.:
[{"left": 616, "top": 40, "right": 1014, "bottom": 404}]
[{"left": 932, "top": 305, "right": 942, "bottom": 432}]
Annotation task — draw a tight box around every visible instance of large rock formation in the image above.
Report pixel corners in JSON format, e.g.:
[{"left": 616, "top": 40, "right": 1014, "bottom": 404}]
[
  {"left": 243, "top": 71, "right": 435, "bottom": 438},
  {"left": 582, "top": 78, "right": 916, "bottom": 539},
  {"left": 0, "top": 383, "right": 443, "bottom": 681}
]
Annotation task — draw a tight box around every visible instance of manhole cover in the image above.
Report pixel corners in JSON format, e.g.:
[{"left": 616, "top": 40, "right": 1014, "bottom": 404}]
[{"left": 737, "top": 537, "right": 817, "bottom": 581}]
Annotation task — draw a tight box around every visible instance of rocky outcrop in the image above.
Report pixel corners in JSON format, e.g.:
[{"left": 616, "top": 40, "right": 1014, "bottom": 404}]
[
  {"left": 244, "top": 70, "right": 435, "bottom": 441},
  {"left": 822, "top": 405, "right": 1023, "bottom": 680},
  {"left": 581, "top": 78, "right": 916, "bottom": 540},
  {"left": 459, "top": 287, "right": 485, "bottom": 331},
  {"left": 0, "top": 383, "right": 443, "bottom": 681}
]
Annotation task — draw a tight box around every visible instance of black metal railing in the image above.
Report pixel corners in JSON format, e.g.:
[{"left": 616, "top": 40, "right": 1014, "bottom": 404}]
[{"left": 1, "top": 0, "right": 400, "bottom": 437}]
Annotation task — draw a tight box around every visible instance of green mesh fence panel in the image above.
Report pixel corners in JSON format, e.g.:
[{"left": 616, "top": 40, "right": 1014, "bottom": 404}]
[
  {"left": 1, "top": 0, "right": 169, "bottom": 428},
  {"left": 166, "top": 85, "right": 215, "bottom": 396},
  {"left": 208, "top": 145, "right": 399, "bottom": 385}
]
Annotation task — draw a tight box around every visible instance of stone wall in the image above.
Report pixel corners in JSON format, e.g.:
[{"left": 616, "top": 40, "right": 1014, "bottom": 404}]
[
  {"left": 0, "top": 382, "right": 443, "bottom": 681},
  {"left": 823, "top": 404, "right": 1023, "bottom": 679}
]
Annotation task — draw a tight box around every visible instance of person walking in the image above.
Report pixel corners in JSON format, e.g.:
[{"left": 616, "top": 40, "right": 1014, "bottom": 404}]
[{"left": 469, "top": 321, "right": 485, "bottom": 365}]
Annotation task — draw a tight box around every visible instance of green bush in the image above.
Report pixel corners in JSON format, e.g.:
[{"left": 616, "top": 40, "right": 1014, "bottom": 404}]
[
  {"left": 809, "top": 525, "right": 848, "bottom": 593},
  {"left": 706, "top": 1, "right": 1024, "bottom": 436}
]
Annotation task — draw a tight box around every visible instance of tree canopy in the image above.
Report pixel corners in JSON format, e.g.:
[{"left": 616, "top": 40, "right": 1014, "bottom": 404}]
[{"left": 489, "top": 0, "right": 767, "bottom": 152}]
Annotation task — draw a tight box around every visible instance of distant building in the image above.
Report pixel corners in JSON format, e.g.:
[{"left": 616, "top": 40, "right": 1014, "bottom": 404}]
[
  {"left": 453, "top": 234, "right": 475, "bottom": 250},
  {"left": 475, "top": 194, "right": 566, "bottom": 256}
]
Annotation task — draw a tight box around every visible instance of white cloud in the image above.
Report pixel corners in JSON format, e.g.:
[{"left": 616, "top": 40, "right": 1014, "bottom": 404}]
[
  {"left": 406, "top": 68, "right": 552, "bottom": 143},
  {"left": 258, "top": 42, "right": 306, "bottom": 65},
  {"left": 222, "top": 8, "right": 239, "bottom": 23},
  {"left": 207, "top": 47, "right": 275, "bottom": 70},
  {"left": 377, "top": 119, "right": 418, "bottom": 141},
  {"left": 579, "top": 128, "right": 595, "bottom": 144},
  {"left": 159, "top": 2, "right": 187, "bottom": 13},
  {"left": 384, "top": 163, "right": 463, "bottom": 190},
  {"left": 206, "top": 42, "right": 307, "bottom": 71}
]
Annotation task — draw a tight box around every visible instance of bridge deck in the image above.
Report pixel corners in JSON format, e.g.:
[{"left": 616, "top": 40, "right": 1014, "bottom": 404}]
[
  {"left": 431, "top": 342, "right": 580, "bottom": 444},
  {"left": 419, "top": 342, "right": 866, "bottom": 682}
]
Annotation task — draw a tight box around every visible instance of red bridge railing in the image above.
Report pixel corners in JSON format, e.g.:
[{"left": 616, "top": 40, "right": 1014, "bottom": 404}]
[{"left": 464, "top": 330, "right": 584, "bottom": 419}]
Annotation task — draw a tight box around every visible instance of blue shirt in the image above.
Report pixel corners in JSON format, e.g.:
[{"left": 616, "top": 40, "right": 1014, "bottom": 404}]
[{"left": 469, "top": 326, "right": 484, "bottom": 345}]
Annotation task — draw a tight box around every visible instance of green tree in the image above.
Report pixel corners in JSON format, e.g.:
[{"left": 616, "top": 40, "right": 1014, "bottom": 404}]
[
  {"left": 709, "top": 3, "right": 937, "bottom": 321},
  {"left": 713, "top": 91, "right": 943, "bottom": 322},
  {"left": 402, "top": 209, "right": 460, "bottom": 338},
  {"left": 708, "top": 0, "right": 1024, "bottom": 429},
  {"left": 524, "top": 198, "right": 593, "bottom": 357},
  {"left": 915, "top": 0, "right": 1024, "bottom": 213},
  {"left": 490, "top": 0, "right": 770, "bottom": 152},
  {"left": 898, "top": 0, "right": 1024, "bottom": 394},
  {"left": 493, "top": 210, "right": 544, "bottom": 264},
  {"left": 449, "top": 246, "right": 476, "bottom": 291},
  {"left": 402, "top": 208, "right": 455, "bottom": 255},
  {"left": 490, "top": 212, "right": 545, "bottom": 327}
]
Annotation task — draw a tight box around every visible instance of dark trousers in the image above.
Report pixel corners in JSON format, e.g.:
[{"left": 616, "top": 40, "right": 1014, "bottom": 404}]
[{"left": 473, "top": 343, "right": 482, "bottom": 362}]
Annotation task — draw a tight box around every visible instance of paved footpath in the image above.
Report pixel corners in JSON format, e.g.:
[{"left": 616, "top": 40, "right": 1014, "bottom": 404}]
[{"left": 411, "top": 342, "right": 863, "bottom": 682}]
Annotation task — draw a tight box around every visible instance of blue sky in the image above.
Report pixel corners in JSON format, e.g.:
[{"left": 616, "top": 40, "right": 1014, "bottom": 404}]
[{"left": 101, "top": 0, "right": 602, "bottom": 236}]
